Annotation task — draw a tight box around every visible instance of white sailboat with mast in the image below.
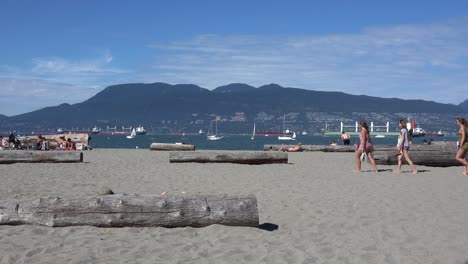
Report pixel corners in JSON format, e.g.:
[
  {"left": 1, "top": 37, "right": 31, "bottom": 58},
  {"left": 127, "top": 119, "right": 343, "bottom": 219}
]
[
  {"left": 126, "top": 128, "right": 136, "bottom": 139},
  {"left": 251, "top": 123, "right": 256, "bottom": 140},
  {"left": 278, "top": 114, "right": 296, "bottom": 140},
  {"left": 207, "top": 120, "right": 223, "bottom": 141}
]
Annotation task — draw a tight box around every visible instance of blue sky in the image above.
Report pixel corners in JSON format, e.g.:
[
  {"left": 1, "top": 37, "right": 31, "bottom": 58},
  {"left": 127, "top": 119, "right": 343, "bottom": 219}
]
[{"left": 1, "top": 0, "right": 468, "bottom": 116}]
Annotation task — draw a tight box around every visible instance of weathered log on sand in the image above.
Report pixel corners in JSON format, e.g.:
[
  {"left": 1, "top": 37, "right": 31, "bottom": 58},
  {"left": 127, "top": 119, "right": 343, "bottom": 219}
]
[
  {"left": 150, "top": 143, "right": 195, "bottom": 151},
  {"left": 373, "top": 142, "right": 463, "bottom": 167},
  {"left": 0, "top": 194, "right": 259, "bottom": 228},
  {"left": 170, "top": 151, "right": 288, "bottom": 164},
  {"left": 17, "top": 134, "right": 89, "bottom": 149},
  {"left": 0, "top": 151, "right": 83, "bottom": 164},
  {"left": 264, "top": 142, "right": 458, "bottom": 152},
  {"left": 264, "top": 142, "right": 463, "bottom": 167}
]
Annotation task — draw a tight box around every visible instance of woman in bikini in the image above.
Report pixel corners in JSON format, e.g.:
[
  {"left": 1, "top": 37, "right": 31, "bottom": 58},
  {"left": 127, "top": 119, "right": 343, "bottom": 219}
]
[
  {"left": 396, "top": 119, "right": 417, "bottom": 174},
  {"left": 354, "top": 120, "right": 378, "bottom": 172},
  {"left": 455, "top": 117, "right": 468, "bottom": 175}
]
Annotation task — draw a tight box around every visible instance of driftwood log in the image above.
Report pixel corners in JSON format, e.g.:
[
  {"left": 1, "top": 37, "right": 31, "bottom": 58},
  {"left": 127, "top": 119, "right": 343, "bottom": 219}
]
[
  {"left": 17, "top": 134, "right": 89, "bottom": 149},
  {"left": 265, "top": 142, "right": 464, "bottom": 167},
  {"left": 373, "top": 142, "right": 463, "bottom": 167},
  {"left": 264, "top": 142, "right": 456, "bottom": 152},
  {"left": 150, "top": 143, "right": 195, "bottom": 151},
  {"left": 0, "top": 151, "right": 83, "bottom": 164},
  {"left": 0, "top": 194, "right": 259, "bottom": 228},
  {"left": 170, "top": 151, "right": 288, "bottom": 164}
]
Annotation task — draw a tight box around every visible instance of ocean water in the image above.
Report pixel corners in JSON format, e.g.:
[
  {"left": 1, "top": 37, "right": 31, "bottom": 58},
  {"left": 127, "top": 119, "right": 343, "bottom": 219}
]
[{"left": 89, "top": 134, "right": 456, "bottom": 150}]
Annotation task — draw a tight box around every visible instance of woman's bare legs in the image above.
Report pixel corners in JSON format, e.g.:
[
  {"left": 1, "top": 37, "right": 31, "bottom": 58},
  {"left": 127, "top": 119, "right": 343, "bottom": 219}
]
[
  {"left": 455, "top": 148, "right": 468, "bottom": 175},
  {"left": 396, "top": 152, "right": 403, "bottom": 174},
  {"left": 366, "top": 152, "right": 378, "bottom": 172},
  {"left": 354, "top": 150, "right": 362, "bottom": 172},
  {"left": 403, "top": 150, "right": 417, "bottom": 174}
]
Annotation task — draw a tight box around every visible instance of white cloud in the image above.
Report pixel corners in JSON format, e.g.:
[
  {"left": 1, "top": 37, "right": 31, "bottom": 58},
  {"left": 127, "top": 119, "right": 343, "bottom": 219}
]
[
  {"left": 0, "top": 52, "right": 129, "bottom": 115},
  {"left": 0, "top": 77, "right": 99, "bottom": 116},
  {"left": 145, "top": 19, "right": 468, "bottom": 104}
]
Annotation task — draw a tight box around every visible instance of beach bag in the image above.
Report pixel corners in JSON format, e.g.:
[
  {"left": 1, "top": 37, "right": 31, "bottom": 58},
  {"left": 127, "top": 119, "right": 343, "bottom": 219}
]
[{"left": 360, "top": 152, "right": 367, "bottom": 162}]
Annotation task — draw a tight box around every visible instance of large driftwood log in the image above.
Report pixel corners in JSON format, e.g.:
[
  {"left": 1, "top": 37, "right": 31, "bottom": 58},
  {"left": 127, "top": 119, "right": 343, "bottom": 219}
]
[
  {"left": 372, "top": 150, "right": 462, "bottom": 167},
  {"left": 170, "top": 151, "right": 288, "bottom": 164},
  {"left": 0, "top": 194, "right": 259, "bottom": 228},
  {"left": 264, "top": 142, "right": 457, "bottom": 152},
  {"left": 17, "top": 134, "right": 89, "bottom": 149},
  {"left": 0, "top": 151, "right": 83, "bottom": 164},
  {"left": 264, "top": 142, "right": 463, "bottom": 167},
  {"left": 150, "top": 143, "right": 195, "bottom": 151},
  {"left": 373, "top": 142, "right": 463, "bottom": 167}
]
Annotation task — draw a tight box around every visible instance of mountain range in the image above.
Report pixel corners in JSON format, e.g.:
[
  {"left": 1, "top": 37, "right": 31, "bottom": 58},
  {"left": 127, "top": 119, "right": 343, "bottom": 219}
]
[{"left": 0, "top": 82, "right": 467, "bottom": 134}]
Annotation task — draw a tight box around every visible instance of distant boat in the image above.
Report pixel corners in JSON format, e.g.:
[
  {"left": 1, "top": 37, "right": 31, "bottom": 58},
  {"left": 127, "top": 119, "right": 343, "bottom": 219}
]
[
  {"left": 426, "top": 130, "right": 445, "bottom": 137},
  {"left": 411, "top": 127, "right": 426, "bottom": 138},
  {"left": 278, "top": 115, "right": 296, "bottom": 141},
  {"left": 135, "top": 126, "right": 147, "bottom": 135},
  {"left": 207, "top": 120, "right": 223, "bottom": 141},
  {"left": 375, "top": 134, "right": 385, "bottom": 138},
  {"left": 278, "top": 132, "right": 296, "bottom": 140},
  {"left": 251, "top": 123, "right": 256, "bottom": 140},
  {"left": 199, "top": 129, "right": 205, "bottom": 135},
  {"left": 126, "top": 128, "right": 136, "bottom": 139},
  {"left": 302, "top": 131, "right": 308, "bottom": 136},
  {"left": 59, "top": 126, "right": 101, "bottom": 135},
  {"left": 407, "top": 119, "right": 426, "bottom": 138}
]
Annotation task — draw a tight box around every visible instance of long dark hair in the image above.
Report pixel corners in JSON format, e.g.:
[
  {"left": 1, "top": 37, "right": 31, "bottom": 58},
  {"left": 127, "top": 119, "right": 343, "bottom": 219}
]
[
  {"left": 359, "top": 120, "right": 370, "bottom": 135},
  {"left": 399, "top": 119, "right": 407, "bottom": 129},
  {"left": 457, "top": 117, "right": 466, "bottom": 126}
]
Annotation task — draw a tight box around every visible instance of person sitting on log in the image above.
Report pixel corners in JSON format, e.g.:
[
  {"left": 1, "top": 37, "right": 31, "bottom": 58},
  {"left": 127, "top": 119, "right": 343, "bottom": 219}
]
[
  {"left": 59, "top": 136, "right": 67, "bottom": 150},
  {"left": 66, "top": 138, "right": 76, "bottom": 150},
  {"left": 330, "top": 140, "right": 337, "bottom": 146},
  {"left": 35, "top": 135, "right": 44, "bottom": 150},
  {"left": 8, "top": 132, "right": 21, "bottom": 149}
]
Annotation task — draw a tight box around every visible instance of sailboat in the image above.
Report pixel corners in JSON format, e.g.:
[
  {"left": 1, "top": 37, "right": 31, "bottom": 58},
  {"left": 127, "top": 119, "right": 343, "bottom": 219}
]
[
  {"left": 278, "top": 115, "right": 296, "bottom": 140},
  {"left": 126, "top": 128, "right": 136, "bottom": 139},
  {"left": 251, "top": 123, "right": 256, "bottom": 140},
  {"left": 207, "top": 120, "right": 223, "bottom": 141}
]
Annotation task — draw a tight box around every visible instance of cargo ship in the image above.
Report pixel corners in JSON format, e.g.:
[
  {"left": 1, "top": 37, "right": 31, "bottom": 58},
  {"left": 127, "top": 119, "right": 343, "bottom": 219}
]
[{"left": 59, "top": 126, "right": 101, "bottom": 135}]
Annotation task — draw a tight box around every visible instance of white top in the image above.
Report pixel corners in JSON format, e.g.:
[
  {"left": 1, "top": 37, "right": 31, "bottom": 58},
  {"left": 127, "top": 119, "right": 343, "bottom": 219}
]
[{"left": 400, "top": 128, "right": 409, "bottom": 147}]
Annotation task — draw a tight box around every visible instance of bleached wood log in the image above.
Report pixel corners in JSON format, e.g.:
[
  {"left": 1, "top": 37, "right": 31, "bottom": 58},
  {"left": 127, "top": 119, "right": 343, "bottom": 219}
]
[
  {"left": 0, "top": 194, "right": 259, "bottom": 228},
  {"left": 170, "top": 151, "right": 288, "bottom": 164},
  {"left": 0, "top": 151, "right": 83, "bottom": 164},
  {"left": 264, "top": 142, "right": 458, "bottom": 152},
  {"left": 372, "top": 143, "right": 464, "bottom": 167},
  {"left": 150, "top": 143, "right": 195, "bottom": 151}
]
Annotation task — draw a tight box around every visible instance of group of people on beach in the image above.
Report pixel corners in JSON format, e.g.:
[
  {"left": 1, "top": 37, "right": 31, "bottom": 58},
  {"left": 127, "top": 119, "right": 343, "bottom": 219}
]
[{"left": 354, "top": 118, "right": 468, "bottom": 175}]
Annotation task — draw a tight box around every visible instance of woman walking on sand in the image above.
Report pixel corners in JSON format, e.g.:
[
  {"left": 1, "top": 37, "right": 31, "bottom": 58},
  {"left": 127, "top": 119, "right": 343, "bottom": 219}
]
[
  {"left": 455, "top": 117, "right": 468, "bottom": 175},
  {"left": 396, "top": 119, "right": 417, "bottom": 174},
  {"left": 354, "top": 120, "right": 378, "bottom": 172}
]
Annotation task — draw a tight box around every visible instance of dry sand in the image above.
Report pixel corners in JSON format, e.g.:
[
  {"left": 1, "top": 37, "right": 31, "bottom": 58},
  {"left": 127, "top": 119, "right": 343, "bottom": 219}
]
[{"left": 1, "top": 149, "right": 468, "bottom": 264}]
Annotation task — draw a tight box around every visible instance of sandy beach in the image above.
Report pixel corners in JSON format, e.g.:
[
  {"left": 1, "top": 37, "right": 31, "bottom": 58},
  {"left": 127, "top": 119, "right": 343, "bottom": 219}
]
[{"left": 1, "top": 149, "right": 468, "bottom": 263}]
